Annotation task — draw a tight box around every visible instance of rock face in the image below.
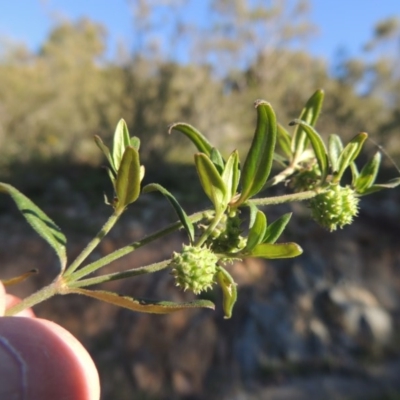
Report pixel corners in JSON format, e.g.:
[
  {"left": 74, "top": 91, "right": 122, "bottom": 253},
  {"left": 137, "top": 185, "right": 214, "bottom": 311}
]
[{"left": 1, "top": 190, "right": 400, "bottom": 399}]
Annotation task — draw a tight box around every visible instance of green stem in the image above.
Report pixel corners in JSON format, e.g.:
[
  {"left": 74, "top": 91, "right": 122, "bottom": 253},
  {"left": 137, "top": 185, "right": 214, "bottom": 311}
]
[
  {"left": 67, "top": 260, "right": 171, "bottom": 289},
  {"left": 66, "top": 210, "right": 205, "bottom": 282},
  {"left": 5, "top": 281, "right": 59, "bottom": 316},
  {"left": 248, "top": 188, "right": 326, "bottom": 207},
  {"left": 195, "top": 210, "right": 224, "bottom": 247},
  {"left": 64, "top": 209, "right": 123, "bottom": 277}
]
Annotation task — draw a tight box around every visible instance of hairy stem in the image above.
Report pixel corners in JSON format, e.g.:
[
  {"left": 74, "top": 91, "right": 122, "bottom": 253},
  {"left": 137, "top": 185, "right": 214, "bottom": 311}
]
[
  {"left": 67, "top": 260, "right": 171, "bottom": 289},
  {"left": 5, "top": 280, "right": 59, "bottom": 316},
  {"left": 248, "top": 188, "right": 325, "bottom": 206},
  {"left": 66, "top": 210, "right": 206, "bottom": 282}
]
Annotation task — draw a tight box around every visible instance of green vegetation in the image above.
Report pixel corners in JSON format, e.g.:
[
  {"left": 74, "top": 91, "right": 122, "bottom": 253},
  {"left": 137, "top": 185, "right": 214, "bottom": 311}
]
[{"left": 0, "top": 1, "right": 399, "bottom": 178}]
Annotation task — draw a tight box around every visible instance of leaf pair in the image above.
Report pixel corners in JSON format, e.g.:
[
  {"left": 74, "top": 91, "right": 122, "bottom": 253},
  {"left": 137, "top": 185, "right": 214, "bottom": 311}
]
[
  {"left": 95, "top": 119, "right": 144, "bottom": 210},
  {"left": 276, "top": 90, "right": 325, "bottom": 166},
  {"left": 241, "top": 208, "right": 302, "bottom": 259},
  {"left": 194, "top": 150, "right": 240, "bottom": 214},
  {"left": 170, "top": 101, "right": 278, "bottom": 209},
  {"left": 352, "top": 151, "right": 400, "bottom": 195}
]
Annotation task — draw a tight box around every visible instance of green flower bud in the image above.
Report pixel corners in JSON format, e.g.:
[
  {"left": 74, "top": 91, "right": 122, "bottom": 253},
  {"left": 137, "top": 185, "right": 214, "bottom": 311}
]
[
  {"left": 170, "top": 245, "right": 218, "bottom": 294},
  {"left": 206, "top": 214, "right": 245, "bottom": 254},
  {"left": 309, "top": 185, "right": 359, "bottom": 231}
]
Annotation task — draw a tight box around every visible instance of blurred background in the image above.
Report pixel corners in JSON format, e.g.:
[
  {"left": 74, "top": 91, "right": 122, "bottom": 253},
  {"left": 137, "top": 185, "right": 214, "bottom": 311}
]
[{"left": 1, "top": 1, "right": 400, "bottom": 399}]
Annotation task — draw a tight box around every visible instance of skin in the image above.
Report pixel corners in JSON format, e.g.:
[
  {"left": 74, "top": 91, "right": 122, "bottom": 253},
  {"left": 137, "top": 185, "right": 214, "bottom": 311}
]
[{"left": 0, "top": 283, "right": 100, "bottom": 400}]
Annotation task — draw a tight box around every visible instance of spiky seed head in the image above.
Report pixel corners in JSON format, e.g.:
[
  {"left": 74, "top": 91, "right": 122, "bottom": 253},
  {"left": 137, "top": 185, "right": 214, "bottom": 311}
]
[
  {"left": 309, "top": 185, "right": 359, "bottom": 231},
  {"left": 170, "top": 245, "right": 218, "bottom": 294}
]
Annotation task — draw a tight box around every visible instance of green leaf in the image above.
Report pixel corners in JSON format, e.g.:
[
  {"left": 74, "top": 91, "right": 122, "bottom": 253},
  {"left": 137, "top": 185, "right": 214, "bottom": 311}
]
[
  {"left": 245, "top": 210, "right": 267, "bottom": 251},
  {"left": 350, "top": 162, "right": 360, "bottom": 186},
  {"left": 94, "top": 135, "right": 116, "bottom": 173},
  {"left": 115, "top": 146, "right": 141, "bottom": 210},
  {"left": 222, "top": 150, "right": 240, "bottom": 199},
  {"left": 328, "top": 134, "right": 343, "bottom": 173},
  {"left": 216, "top": 266, "right": 237, "bottom": 319},
  {"left": 169, "top": 122, "right": 213, "bottom": 156},
  {"left": 355, "top": 152, "right": 381, "bottom": 193},
  {"left": 236, "top": 100, "right": 277, "bottom": 205},
  {"left": 335, "top": 132, "right": 368, "bottom": 182},
  {"left": 289, "top": 120, "right": 328, "bottom": 181},
  {"left": 292, "top": 89, "right": 325, "bottom": 156},
  {"left": 194, "top": 153, "right": 228, "bottom": 212},
  {"left": 70, "top": 288, "right": 215, "bottom": 314},
  {"left": 358, "top": 177, "right": 400, "bottom": 196},
  {"left": 263, "top": 213, "right": 292, "bottom": 244},
  {"left": 247, "top": 202, "right": 259, "bottom": 229},
  {"left": 143, "top": 183, "right": 195, "bottom": 243},
  {"left": 0, "top": 183, "right": 67, "bottom": 270},
  {"left": 210, "top": 147, "right": 225, "bottom": 173},
  {"left": 112, "top": 119, "right": 130, "bottom": 170},
  {"left": 105, "top": 167, "right": 116, "bottom": 191},
  {"left": 277, "top": 123, "right": 292, "bottom": 159},
  {"left": 248, "top": 242, "right": 302, "bottom": 259},
  {"left": 130, "top": 136, "right": 141, "bottom": 150}
]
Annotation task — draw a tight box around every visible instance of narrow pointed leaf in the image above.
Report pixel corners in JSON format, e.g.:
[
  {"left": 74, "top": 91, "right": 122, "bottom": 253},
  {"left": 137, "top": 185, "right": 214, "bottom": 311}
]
[
  {"left": 277, "top": 123, "right": 292, "bottom": 159},
  {"left": 112, "top": 119, "right": 130, "bottom": 170},
  {"left": 236, "top": 100, "right": 277, "bottom": 205},
  {"left": 358, "top": 178, "right": 400, "bottom": 196},
  {"left": 289, "top": 120, "right": 328, "bottom": 181},
  {"left": 210, "top": 147, "right": 225, "bottom": 173},
  {"left": 169, "top": 122, "right": 213, "bottom": 156},
  {"left": 249, "top": 242, "right": 302, "bottom": 259},
  {"left": 245, "top": 210, "right": 267, "bottom": 251},
  {"left": 292, "top": 89, "right": 324, "bottom": 155},
  {"left": 70, "top": 288, "right": 215, "bottom": 314},
  {"left": 194, "top": 153, "right": 228, "bottom": 211},
  {"left": 94, "top": 135, "right": 116, "bottom": 172},
  {"left": 263, "top": 213, "right": 292, "bottom": 244},
  {"left": 350, "top": 162, "right": 360, "bottom": 186},
  {"left": 2, "top": 269, "right": 38, "bottom": 287},
  {"left": 0, "top": 183, "right": 67, "bottom": 269},
  {"left": 105, "top": 167, "right": 116, "bottom": 191},
  {"left": 335, "top": 132, "right": 368, "bottom": 182},
  {"left": 143, "top": 183, "right": 194, "bottom": 243},
  {"left": 115, "top": 146, "right": 141, "bottom": 210},
  {"left": 222, "top": 150, "right": 240, "bottom": 199},
  {"left": 355, "top": 152, "right": 381, "bottom": 193},
  {"left": 328, "top": 134, "right": 343, "bottom": 173},
  {"left": 247, "top": 202, "right": 259, "bottom": 229},
  {"left": 216, "top": 266, "right": 237, "bottom": 319}
]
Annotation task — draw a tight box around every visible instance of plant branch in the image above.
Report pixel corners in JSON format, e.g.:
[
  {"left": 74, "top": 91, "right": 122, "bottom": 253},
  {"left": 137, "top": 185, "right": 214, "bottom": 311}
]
[
  {"left": 5, "top": 280, "right": 59, "bottom": 316},
  {"left": 67, "top": 260, "right": 171, "bottom": 288},
  {"left": 248, "top": 188, "right": 326, "bottom": 207},
  {"left": 65, "top": 210, "right": 206, "bottom": 282},
  {"left": 64, "top": 209, "right": 123, "bottom": 277}
]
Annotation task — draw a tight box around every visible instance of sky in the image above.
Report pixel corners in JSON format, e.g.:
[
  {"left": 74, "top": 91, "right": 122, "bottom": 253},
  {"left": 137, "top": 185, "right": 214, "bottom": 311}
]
[{"left": 0, "top": 0, "right": 399, "bottom": 64}]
